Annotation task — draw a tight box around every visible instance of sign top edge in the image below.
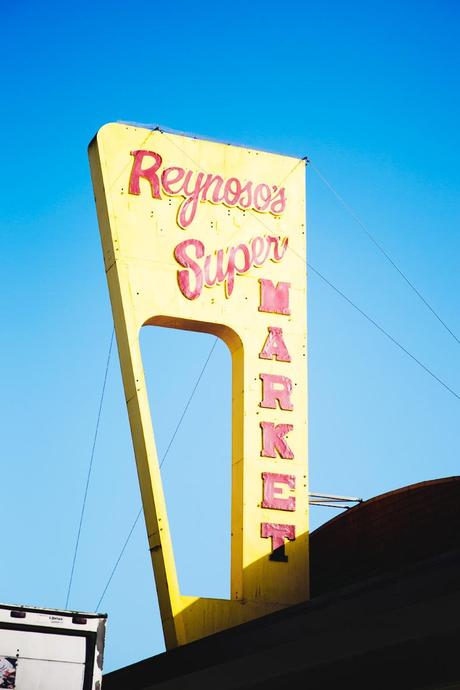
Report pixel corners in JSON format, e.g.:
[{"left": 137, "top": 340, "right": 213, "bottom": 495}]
[{"left": 90, "top": 121, "right": 308, "bottom": 163}]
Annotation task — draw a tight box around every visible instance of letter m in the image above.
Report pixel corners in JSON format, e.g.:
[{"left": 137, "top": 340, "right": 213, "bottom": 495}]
[{"left": 258, "top": 279, "right": 290, "bottom": 315}]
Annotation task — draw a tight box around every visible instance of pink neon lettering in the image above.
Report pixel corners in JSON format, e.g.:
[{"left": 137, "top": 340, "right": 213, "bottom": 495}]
[
  {"left": 233, "top": 244, "right": 251, "bottom": 273},
  {"left": 260, "top": 422, "right": 294, "bottom": 459},
  {"left": 219, "top": 246, "right": 238, "bottom": 297},
  {"left": 178, "top": 172, "right": 206, "bottom": 228},
  {"left": 262, "top": 472, "right": 296, "bottom": 511},
  {"left": 254, "top": 183, "right": 272, "bottom": 211},
  {"left": 260, "top": 373, "right": 294, "bottom": 411},
  {"left": 270, "top": 187, "right": 287, "bottom": 215},
  {"left": 174, "top": 239, "right": 204, "bottom": 300},
  {"left": 204, "top": 253, "right": 218, "bottom": 287},
  {"left": 238, "top": 181, "right": 253, "bottom": 209},
  {"left": 161, "top": 166, "right": 185, "bottom": 195},
  {"left": 224, "top": 177, "right": 242, "bottom": 206},
  {"left": 174, "top": 236, "right": 288, "bottom": 300},
  {"left": 251, "top": 236, "right": 270, "bottom": 267},
  {"left": 202, "top": 174, "right": 225, "bottom": 204},
  {"left": 258, "top": 279, "right": 291, "bottom": 315},
  {"left": 261, "top": 522, "right": 295, "bottom": 562},
  {"left": 129, "top": 150, "right": 162, "bottom": 198},
  {"left": 267, "top": 235, "right": 289, "bottom": 262},
  {"left": 127, "top": 149, "right": 287, "bottom": 227},
  {"left": 259, "top": 327, "right": 291, "bottom": 362}
]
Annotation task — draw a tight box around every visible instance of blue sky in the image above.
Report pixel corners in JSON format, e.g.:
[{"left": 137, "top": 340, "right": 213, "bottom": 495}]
[{"left": 1, "top": 0, "right": 459, "bottom": 673}]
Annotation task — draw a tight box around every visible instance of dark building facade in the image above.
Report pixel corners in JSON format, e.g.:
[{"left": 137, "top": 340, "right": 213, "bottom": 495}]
[{"left": 104, "top": 477, "right": 460, "bottom": 689}]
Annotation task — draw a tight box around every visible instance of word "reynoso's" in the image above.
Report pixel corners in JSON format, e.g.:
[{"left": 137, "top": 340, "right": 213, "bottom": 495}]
[{"left": 128, "top": 150, "right": 287, "bottom": 229}]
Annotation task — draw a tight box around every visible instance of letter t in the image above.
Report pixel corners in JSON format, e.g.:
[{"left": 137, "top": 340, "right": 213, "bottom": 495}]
[{"left": 261, "top": 523, "right": 296, "bottom": 562}]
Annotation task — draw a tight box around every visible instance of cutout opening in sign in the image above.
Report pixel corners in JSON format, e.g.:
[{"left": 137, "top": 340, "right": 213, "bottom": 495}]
[{"left": 140, "top": 325, "right": 232, "bottom": 600}]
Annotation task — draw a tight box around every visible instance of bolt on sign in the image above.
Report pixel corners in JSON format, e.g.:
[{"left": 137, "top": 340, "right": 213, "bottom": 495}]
[{"left": 89, "top": 123, "right": 309, "bottom": 648}]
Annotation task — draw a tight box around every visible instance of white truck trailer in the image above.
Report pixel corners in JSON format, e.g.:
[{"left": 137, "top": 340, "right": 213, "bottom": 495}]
[{"left": 0, "top": 603, "right": 106, "bottom": 689}]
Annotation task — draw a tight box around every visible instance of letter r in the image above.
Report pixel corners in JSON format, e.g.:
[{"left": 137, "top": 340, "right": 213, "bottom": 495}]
[
  {"left": 260, "top": 373, "right": 294, "bottom": 411},
  {"left": 129, "top": 150, "right": 162, "bottom": 198}
]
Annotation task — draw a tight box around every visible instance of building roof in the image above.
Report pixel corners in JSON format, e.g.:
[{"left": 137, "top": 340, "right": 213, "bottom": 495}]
[{"left": 104, "top": 477, "right": 460, "bottom": 690}]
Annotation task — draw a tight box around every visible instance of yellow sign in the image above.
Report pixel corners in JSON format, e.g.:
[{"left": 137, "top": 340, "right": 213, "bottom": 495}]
[{"left": 89, "top": 123, "right": 309, "bottom": 648}]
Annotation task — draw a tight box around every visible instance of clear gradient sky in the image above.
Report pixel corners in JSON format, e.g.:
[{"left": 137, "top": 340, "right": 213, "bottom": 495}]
[{"left": 1, "top": 0, "right": 459, "bottom": 673}]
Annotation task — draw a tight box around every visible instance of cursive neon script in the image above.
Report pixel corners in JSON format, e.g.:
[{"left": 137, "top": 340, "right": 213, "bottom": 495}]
[
  {"left": 174, "top": 234, "right": 288, "bottom": 299},
  {"left": 129, "top": 150, "right": 287, "bottom": 229}
]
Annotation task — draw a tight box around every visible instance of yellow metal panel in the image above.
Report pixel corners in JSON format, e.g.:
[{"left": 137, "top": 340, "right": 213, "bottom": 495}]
[{"left": 89, "top": 123, "right": 309, "bottom": 648}]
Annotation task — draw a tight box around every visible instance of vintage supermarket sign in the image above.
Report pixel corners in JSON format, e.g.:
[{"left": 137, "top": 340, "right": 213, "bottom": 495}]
[{"left": 89, "top": 123, "right": 309, "bottom": 648}]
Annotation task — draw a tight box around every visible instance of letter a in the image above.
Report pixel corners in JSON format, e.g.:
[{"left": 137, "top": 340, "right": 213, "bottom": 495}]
[{"left": 259, "top": 326, "right": 291, "bottom": 362}]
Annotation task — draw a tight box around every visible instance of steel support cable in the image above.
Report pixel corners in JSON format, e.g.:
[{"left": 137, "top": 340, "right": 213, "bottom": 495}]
[
  {"left": 223, "top": 160, "right": 460, "bottom": 403},
  {"left": 131, "top": 127, "right": 459, "bottom": 348},
  {"left": 309, "top": 161, "right": 460, "bottom": 347},
  {"left": 95, "top": 337, "right": 218, "bottom": 610},
  {"left": 92, "top": 263, "right": 460, "bottom": 611},
  {"left": 96, "top": 484, "right": 355, "bottom": 611},
  {"left": 95, "top": 506, "right": 142, "bottom": 611},
  {"left": 65, "top": 328, "right": 115, "bottom": 609},
  {"left": 160, "top": 126, "right": 457, "bottom": 349},
  {"left": 93, "top": 141, "right": 460, "bottom": 610},
  {"left": 307, "top": 263, "right": 460, "bottom": 402},
  {"left": 230, "top": 159, "right": 460, "bottom": 403}
]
